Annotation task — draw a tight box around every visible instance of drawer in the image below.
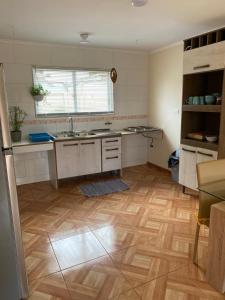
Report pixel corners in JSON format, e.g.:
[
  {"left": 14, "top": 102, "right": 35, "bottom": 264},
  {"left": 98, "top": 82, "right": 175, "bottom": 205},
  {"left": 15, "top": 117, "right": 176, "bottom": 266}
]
[
  {"left": 102, "top": 154, "right": 121, "bottom": 172},
  {"left": 197, "top": 148, "right": 218, "bottom": 162},
  {"left": 102, "top": 146, "right": 121, "bottom": 158},
  {"left": 102, "top": 137, "right": 121, "bottom": 147}
]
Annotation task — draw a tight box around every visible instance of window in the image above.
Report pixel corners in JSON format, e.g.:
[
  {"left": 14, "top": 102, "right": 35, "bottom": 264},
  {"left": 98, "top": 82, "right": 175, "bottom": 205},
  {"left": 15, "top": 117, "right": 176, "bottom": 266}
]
[{"left": 33, "top": 67, "right": 114, "bottom": 116}]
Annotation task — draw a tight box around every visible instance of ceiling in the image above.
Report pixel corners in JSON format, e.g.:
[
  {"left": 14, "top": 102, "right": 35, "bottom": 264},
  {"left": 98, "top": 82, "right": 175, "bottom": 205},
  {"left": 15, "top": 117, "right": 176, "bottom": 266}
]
[{"left": 0, "top": 0, "right": 225, "bottom": 51}]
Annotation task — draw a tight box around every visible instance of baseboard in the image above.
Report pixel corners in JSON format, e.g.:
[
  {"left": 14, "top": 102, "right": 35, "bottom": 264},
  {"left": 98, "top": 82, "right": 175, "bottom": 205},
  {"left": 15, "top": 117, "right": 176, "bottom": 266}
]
[{"left": 147, "top": 162, "right": 170, "bottom": 174}]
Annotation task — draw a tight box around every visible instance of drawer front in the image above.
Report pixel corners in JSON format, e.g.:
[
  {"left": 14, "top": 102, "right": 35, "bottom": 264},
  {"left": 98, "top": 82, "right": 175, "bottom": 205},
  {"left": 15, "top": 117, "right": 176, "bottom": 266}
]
[
  {"left": 102, "top": 154, "right": 121, "bottom": 172},
  {"left": 102, "top": 145, "right": 121, "bottom": 158},
  {"left": 102, "top": 137, "right": 121, "bottom": 147},
  {"left": 197, "top": 148, "right": 218, "bottom": 162}
]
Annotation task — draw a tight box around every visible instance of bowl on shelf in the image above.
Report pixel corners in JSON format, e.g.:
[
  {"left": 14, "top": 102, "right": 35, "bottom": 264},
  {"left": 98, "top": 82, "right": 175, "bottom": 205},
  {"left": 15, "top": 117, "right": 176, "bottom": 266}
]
[
  {"left": 205, "top": 136, "right": 218, "bottom": 143},
  {"left": 205, "top": 95, "right": 216, "bottom": 105},
  {"left": 192, "top": 96, "right": 200, "bottom": 105}
]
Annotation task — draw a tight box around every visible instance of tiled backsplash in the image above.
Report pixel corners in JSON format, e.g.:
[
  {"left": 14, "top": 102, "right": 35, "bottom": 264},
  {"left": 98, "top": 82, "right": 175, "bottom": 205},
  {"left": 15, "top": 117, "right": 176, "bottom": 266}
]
[{"left": 22, "top": 114, "right": 148, "bottom": 136}]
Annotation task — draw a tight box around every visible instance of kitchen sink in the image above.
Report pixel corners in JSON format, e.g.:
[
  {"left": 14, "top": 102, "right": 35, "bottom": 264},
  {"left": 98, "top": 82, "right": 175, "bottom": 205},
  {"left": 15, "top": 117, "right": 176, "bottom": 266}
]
[
  {"left": 53, "top": 131, "right": 96, "bottom": 139},
  {"left": 52, "top": 129, "right": 121, "bottom": 140}
]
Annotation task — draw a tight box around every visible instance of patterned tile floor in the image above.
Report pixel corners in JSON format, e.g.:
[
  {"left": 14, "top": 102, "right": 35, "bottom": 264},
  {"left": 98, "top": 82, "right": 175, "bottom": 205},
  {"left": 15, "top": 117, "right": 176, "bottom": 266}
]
[{"left": 17, "top": 164, "right": 225, "bottom": 299}]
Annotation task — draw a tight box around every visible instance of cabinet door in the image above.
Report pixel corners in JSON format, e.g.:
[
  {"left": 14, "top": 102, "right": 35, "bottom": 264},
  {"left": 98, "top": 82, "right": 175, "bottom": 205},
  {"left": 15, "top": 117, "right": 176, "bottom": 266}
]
[
  {"left": 197, "top": 148, "right": 218, "bottom": 164},
  {"left": 179, "top": 145, "right": 198, "bottom": 190},
  {"left": 55, "top": 141, "right": 80, "bottom": 179},
  {"left": 183, "top": 42, "right": 225, "bottom": 75},
  {"left": 79, "top": 139, "right": 101, "bottom": 176}
]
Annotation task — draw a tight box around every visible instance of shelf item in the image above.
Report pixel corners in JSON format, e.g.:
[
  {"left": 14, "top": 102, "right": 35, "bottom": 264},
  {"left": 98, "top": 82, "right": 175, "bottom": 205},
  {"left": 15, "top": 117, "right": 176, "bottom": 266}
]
[
  {"left": 184, "top": 27, "right": 225, "bottom": 51},
  {"left": 29, "top": 132, "right": 52, "bottom": 142},
  {"left": 187, "top": 132, "right": 204, "bottom": 141},
  {"left": 182, "top": 105, "right": 221, "bottom": 113}
]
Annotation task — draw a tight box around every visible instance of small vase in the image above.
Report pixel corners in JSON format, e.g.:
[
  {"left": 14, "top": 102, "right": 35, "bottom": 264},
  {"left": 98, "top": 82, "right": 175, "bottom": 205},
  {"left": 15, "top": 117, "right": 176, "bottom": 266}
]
[
  {"left": 33, "top": 95, "right": 44, "bottom": 102},
  {"left": 11, "top": 131, "right": 22, "bottom": 143}
]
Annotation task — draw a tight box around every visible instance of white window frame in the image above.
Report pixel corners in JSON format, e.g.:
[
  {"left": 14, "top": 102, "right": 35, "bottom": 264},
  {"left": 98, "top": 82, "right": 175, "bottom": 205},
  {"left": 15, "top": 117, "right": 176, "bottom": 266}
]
[{"left": 32, "top": 66, "right": 115, "bottom": 117}]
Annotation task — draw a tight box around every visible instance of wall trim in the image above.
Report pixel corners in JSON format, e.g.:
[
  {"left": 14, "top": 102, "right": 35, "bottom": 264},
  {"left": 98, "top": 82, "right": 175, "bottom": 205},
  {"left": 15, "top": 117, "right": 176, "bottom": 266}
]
[
  {"left": 24, "top": 114, "right": 148, "bottom": 125},
  {"left": 0, "top": 38, "right": 148, "bottom": 55},
  {"left": 149, "top": 41, "right": 183, "bottom": 55},
  {"left": 147, "top": 162, "right": 170, "bottom": 174}
]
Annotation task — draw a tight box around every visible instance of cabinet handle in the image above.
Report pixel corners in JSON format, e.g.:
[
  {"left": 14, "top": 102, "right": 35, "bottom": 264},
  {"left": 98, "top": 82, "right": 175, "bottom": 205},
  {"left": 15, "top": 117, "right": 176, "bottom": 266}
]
[
  {"left": 81, "top": 142, "right": 95, "bottom": 145},
  {"left": 63, "top": 143, "right": 78, "bottom": 147},
  {"left": 105, "top": 148, "right": 119, "bottom": 151},
  {"left": 106, "top": 156, "right": 119, "bottom": 160},
  {"left": 197, "top": 151, "right": 213, "bottom": 157},
  {"left": 193, "top": 64, "right": 210, "bottom": 70},
  {"left": 105, "top": 140, "right": 118, "bottom": 143},
  {"left": 182, "top": 148, "right": 196, "bottom": 153}
]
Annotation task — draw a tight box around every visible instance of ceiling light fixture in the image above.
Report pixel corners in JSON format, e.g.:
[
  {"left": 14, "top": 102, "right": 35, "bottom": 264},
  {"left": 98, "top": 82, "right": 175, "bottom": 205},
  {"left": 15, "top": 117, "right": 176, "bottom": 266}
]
[
  {"left": 80, "top": 33, "right": 89, "bottom": 44},
  {"left": 131, "top": 0, "right": 148, "bottom": 7}
]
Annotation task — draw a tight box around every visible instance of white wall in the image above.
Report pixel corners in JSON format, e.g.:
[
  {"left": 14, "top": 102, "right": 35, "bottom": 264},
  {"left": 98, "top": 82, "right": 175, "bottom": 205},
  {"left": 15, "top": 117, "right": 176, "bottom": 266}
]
[
  {"left": 0, "top": 39, "right": 149, "bottom": 134},
  {"left": 148, "top": 44, "right": 183, "bottom": 169},
  {"left": 0, "top": 39, "right": 149, "bottom": 184}
]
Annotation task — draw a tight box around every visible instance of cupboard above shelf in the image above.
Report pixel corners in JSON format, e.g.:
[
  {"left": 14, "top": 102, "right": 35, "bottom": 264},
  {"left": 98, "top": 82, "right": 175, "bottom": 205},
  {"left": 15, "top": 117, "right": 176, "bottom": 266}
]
[
  {"left": 182, "top": 105, "right": 222, "bottom": 113},
  {"left": 184, "top": 27, "right": 225, "bottom": 51},
  {"left": 181, "top": 138, "right": 218, "bottom": 151}
]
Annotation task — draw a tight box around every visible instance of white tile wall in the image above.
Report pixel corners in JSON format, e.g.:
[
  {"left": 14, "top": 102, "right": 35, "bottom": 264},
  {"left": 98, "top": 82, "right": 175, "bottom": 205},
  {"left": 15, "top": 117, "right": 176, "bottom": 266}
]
[{"left": 0, "top": 39, "right": 149, "bottom": 184}]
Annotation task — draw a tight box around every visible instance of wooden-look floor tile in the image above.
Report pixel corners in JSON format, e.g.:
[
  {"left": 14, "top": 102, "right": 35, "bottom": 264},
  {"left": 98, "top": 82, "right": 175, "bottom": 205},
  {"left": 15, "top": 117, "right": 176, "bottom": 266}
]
[
  {"left": 28, "top": 272, "right": 71, "bottom": 299},
  {"left": 63, "top": 255, "right": 132, "bottom": 300},
  {"left": 112, "top": 289, "right": 141, "bottom": 300},
  {"left": 48, "top": 218, "right": 91, "bottom": 242},
  {"left": 52, "top": 232, "right": 107, "bottom": 270},
  {"left": 110, "top": 244, "right": 188, "bottom": 288},
  {"left": 24, "top": 239, "right": 60, "bottom": 281},
  {"left": 135, "top": 263, "right": 225, "bottom": 300},
  {"left": 18, "top": 164, "right": 224, "bottom": 299},
  {"left": 22, "top": 231, "right": 50, "bottom": 249},
  {"left": 92, "top": 225, "right": 161, "bottom": 253}
]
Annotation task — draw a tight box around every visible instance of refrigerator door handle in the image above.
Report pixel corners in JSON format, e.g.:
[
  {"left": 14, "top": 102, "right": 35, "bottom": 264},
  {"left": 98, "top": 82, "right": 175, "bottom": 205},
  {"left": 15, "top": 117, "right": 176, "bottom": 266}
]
[
  {"left": 2, "top": 146, "right": 13, "bottom": 155},
  {"left": 0, "top": 64, "right": 12, "bottom": 149}
]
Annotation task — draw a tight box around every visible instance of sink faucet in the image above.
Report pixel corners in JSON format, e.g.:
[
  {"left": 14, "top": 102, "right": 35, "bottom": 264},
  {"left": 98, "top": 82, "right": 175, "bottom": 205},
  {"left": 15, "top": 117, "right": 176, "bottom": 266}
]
[{"left": 68, "top": 117, "right": 74, "bottom": 133}]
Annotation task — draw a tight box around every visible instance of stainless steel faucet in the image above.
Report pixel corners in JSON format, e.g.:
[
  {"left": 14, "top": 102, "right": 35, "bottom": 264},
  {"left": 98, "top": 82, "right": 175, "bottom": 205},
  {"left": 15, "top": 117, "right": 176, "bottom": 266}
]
[{"left": 68, "top": 117, "right": 74, "bottom": 133}]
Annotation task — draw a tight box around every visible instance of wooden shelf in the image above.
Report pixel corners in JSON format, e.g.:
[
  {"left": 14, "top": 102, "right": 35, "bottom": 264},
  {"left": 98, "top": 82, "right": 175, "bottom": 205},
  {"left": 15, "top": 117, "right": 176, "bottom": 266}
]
[
  {"left": 182, "top": 105, "right": 221, "bottom": 113},
  {"left": 181, "top": 138, "right": 218, "bottom": 151}
]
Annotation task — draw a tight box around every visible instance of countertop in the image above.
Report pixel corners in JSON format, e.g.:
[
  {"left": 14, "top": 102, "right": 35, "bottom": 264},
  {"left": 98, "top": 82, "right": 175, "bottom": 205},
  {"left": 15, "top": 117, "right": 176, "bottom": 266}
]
[
  {"left": 12, "top": 129, "right": 162, "bottom": 148},
  {"left": 12, "top": 130, "right": 136, "bottom": 147}
]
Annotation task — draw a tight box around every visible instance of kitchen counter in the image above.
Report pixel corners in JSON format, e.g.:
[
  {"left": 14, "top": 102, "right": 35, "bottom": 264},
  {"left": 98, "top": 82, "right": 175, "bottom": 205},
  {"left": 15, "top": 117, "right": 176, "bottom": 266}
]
[
  {"left": 12, "top": 139, "right": 54, "bottom": 147},
  {"left": 12, "top": 128, "right": 162, "bottom": 187},
  {"left": 12, "top": 129, "right": 162, "bottom": 147},
  {"left": 12, "top": 128, "right": 162, "bottom": 147}
]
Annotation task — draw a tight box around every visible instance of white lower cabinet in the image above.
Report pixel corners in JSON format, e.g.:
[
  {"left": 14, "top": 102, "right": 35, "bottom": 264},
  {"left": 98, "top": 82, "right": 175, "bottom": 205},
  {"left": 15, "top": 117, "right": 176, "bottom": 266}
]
[
  {"left": 179, "top": 144, "right": 218, "bottom": 190},
  {"left": 55, "top": 139, "right": 101, "bottom": 179},
  {"left": 79, "top": 140, "right": 101, "bottom": 176}
]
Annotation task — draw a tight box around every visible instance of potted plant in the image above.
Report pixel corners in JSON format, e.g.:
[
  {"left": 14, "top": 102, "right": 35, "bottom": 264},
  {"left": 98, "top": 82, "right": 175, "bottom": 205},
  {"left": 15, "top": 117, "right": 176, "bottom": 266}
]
[
  {"left": 30, "top": 84, "right": 48, "bottom": 102},
  {"left": 9, "top": 106, "right": 27, "bottom": 142}
]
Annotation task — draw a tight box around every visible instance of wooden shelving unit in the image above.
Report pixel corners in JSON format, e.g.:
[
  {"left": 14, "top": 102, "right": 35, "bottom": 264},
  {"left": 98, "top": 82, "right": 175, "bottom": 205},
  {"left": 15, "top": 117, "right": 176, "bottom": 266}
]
[
  {"left": 182, "top": 105, "right": 221, "bottom": 113},
  {"left": 184, "top": 27, "right": 225, "bottom": 51},
  {"left": 181, "top": 69, "right": 225, "bottom": 155}
]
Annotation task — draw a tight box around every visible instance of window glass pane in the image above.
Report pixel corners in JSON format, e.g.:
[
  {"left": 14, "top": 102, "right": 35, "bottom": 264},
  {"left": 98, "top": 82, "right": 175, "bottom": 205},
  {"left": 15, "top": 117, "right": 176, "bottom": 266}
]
[{"left": 33, "top": 68, "right": 114, "bottom": 116}]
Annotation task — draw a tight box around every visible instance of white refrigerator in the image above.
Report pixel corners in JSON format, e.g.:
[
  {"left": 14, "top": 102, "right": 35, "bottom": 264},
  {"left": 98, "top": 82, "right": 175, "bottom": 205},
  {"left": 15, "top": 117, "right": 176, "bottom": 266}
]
[{"left": 0, "top": 63, "right": 29, "bottom": 299}]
